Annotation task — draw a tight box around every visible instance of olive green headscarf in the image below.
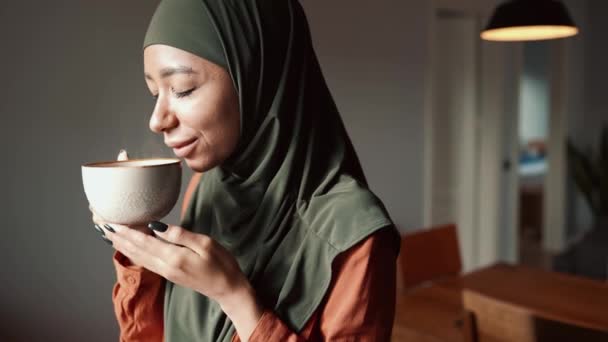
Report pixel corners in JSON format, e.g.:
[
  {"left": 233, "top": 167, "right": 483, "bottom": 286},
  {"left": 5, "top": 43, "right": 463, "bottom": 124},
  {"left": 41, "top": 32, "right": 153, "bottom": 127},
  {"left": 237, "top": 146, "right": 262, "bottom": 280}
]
[{"left": 144, "top": 0, "right": 399, "bottom": 340}]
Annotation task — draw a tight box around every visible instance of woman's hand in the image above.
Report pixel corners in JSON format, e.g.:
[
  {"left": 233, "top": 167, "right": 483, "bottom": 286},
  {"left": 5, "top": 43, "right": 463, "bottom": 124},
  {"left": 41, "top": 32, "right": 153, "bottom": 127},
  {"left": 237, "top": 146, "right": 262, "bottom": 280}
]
[
  {"left": 90, "top": 208, "right": 153, "bottom": 248},
  {"left": 102, "top": 222, "right": 263, "bottom": 340},
  {"left": 103, "top": 222, "right": 244, "bottom": 301}
]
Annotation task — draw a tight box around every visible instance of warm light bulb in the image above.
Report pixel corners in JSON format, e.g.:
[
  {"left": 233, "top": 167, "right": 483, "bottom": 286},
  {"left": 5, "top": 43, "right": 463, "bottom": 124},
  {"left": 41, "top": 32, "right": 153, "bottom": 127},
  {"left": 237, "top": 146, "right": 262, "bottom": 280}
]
[{"left": 481, "top": 25, "right": 579, "bottom": 41}]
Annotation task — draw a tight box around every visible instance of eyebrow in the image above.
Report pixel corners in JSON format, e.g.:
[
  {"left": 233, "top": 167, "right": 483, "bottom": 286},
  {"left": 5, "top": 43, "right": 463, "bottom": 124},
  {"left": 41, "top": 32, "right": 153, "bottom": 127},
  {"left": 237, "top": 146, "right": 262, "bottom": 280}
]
[{"left": 145, "top": 66, "right": 197, "bottom": 80}]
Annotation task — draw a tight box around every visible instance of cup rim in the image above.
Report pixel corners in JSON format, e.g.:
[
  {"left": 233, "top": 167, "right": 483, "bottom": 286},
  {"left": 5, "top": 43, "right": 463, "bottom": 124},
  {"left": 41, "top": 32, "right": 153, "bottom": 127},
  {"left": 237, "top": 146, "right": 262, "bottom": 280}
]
[{"left": 82, "top": 158, "right": 181, "bottom": 168}]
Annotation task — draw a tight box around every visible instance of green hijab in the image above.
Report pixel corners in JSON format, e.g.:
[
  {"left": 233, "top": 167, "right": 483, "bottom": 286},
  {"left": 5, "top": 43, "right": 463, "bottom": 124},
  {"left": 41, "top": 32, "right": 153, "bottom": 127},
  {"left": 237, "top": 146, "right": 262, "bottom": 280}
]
[{"left": 144, "top": 0, "right": 399, "bottom": 340}]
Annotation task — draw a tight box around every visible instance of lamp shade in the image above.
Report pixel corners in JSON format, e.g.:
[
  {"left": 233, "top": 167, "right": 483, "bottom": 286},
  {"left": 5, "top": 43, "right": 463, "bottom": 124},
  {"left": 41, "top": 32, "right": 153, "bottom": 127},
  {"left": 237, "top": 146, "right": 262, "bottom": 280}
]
[{"left": 481, "top": 0, "right": 578, "bottom": 41}]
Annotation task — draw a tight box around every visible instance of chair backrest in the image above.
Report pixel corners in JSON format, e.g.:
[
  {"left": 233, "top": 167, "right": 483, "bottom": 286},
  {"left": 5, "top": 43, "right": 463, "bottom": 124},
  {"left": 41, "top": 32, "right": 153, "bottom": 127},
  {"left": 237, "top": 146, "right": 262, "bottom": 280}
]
[
  {"left": 463, "top": 289, "right": 608, "bottom": 342},
  {"left": 398, "top": 223, "right": 462, "bottom": 290}
]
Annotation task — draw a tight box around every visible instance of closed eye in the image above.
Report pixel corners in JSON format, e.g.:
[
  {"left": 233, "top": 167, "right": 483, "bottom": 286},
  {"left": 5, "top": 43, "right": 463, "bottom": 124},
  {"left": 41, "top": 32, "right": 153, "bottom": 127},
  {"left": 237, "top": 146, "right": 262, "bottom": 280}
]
[{"left": 175, "top": 88, "right": 196, "bottom": 98}]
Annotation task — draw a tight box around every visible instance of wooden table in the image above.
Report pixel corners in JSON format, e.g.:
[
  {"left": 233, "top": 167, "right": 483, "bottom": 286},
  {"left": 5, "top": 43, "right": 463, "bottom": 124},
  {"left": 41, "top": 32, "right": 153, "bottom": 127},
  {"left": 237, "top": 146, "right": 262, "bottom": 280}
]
[
  {"left": 460, "top": 263, "right": 608, "bottom": 333},
  {"left": 392, "top": 263, "right": 608, "bottom": 341}
]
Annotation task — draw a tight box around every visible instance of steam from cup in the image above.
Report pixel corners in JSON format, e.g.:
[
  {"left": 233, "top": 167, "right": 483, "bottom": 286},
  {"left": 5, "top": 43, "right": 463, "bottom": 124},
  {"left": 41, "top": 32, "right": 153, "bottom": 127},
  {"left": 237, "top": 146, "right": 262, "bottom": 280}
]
[{"left": 117, "top": 149, "right": 129, "bottom": 161}]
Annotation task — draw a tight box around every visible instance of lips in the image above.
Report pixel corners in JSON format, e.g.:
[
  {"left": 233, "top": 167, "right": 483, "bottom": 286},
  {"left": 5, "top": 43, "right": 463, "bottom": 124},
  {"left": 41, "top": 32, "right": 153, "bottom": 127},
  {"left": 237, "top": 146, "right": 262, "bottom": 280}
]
[
  {"left": 167, "top": 137, "right": 197, "bottom": 149},
  {"left": 167, "top": 137, "right": 198, "bottom": 158}
]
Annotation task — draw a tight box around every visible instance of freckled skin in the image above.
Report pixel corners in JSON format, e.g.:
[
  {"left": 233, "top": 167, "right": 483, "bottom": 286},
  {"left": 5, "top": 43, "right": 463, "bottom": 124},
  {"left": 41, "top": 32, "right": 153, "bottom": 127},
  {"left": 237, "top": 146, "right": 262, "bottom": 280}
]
[{"left": 144, "top": 44, "right": 241, "bottom": 172}]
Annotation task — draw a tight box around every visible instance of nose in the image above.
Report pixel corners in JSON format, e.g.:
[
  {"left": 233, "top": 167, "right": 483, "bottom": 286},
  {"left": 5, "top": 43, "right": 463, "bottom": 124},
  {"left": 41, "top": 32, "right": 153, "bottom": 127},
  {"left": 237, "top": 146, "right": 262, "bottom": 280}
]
[{"left": 149, "top": 96, "right": 178, "bottom": 133}]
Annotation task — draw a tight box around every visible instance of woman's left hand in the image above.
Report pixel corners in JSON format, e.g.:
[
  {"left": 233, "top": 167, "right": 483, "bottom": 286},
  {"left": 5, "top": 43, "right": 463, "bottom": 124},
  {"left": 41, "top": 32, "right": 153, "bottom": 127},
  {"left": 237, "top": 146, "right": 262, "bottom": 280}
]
[{"left": 101, "top": 222, "right": 263, "bottom": 336}]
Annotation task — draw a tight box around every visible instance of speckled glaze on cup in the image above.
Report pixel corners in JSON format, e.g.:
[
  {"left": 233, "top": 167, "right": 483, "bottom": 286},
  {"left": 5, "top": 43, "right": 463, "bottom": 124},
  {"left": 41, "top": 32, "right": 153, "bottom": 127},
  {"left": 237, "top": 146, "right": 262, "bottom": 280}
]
[{"left": 82, "top": 158, "right": 182, "bottom": 225}]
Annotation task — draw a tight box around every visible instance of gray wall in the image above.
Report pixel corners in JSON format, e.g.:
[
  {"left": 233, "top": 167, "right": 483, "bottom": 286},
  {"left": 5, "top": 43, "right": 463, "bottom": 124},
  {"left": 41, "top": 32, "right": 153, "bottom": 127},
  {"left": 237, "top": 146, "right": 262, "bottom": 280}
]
[
  {"left": 301, "top": 1, "right": 428, "bottom": 231},
  {"left": 581, "top": 0, "right": 608, "bottom": 146},
  {"left": 1, "top": 1, "right": 428, "bottom": 340},
  {"left": 565, "top": 0, "right": 607, "bottom": 238},
  {"left": 0, "top": 1, "right": 165, "bottom": 341}
]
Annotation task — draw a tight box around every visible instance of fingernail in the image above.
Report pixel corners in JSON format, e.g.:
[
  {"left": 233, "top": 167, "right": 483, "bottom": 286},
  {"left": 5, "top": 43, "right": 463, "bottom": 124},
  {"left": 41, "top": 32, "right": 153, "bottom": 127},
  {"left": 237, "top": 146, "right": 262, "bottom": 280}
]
[
  {"left": 94, "top": 224, "right": 105, "bottom": 236},
  {"left": 103, "top": 224, "right": 116, "bottom": 233},
  {"left": 101, "top": 236, "right": 113, "bottom": 246},
  {"left": 148, "top": 221, "right": 168, "bottom": 232}
]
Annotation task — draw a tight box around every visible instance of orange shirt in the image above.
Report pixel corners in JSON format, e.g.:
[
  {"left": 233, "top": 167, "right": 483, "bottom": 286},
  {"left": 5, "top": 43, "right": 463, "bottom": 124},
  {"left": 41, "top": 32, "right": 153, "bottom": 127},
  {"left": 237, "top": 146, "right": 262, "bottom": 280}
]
[{"left": 111, "top": 174, "right": 397, "bottom": 341}]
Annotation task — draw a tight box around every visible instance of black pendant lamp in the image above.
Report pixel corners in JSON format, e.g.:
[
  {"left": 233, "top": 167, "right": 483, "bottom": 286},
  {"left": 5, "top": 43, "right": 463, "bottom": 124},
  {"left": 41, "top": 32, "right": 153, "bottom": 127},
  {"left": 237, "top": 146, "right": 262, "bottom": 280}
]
[{"left": 481, "top": 0, "right": 579, "bottom": 41}]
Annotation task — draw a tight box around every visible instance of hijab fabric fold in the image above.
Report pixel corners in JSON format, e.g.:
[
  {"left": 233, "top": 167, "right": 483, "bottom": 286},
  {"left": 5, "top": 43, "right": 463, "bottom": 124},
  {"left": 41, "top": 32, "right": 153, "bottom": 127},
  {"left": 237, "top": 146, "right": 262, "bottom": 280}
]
[{"left": 144, "top": 0, "right": 399, "bottom": 340}]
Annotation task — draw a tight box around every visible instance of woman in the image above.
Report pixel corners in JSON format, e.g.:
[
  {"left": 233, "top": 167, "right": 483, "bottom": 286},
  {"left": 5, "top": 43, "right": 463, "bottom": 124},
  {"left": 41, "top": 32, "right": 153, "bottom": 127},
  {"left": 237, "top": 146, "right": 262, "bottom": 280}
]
[{"left": 92, "top": 0, "right": 400, "bottom": 340}]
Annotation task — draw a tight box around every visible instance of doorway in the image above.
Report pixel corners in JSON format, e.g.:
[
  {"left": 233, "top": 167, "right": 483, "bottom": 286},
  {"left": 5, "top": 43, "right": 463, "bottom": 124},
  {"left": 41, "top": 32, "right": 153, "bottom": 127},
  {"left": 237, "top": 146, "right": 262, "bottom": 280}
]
[
  {"left": 517, "top": 42, "right": 552, "bottom": 269},
  {"left": 425, "top": 0, "right": 552, "bottom": 271},
  {"left": 516, "top": 39, "right": 570, "bottom": 270}
]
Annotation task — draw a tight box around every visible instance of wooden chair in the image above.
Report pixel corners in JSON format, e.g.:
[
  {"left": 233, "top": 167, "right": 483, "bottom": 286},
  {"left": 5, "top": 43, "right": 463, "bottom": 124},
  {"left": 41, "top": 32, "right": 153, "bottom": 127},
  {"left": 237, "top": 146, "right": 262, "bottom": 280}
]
[
  {"left": 463, "top": 289, "right": 608, "bottom": 342},
  {"left": 397, "top": 223, "right": 462, "bottom": 291}
]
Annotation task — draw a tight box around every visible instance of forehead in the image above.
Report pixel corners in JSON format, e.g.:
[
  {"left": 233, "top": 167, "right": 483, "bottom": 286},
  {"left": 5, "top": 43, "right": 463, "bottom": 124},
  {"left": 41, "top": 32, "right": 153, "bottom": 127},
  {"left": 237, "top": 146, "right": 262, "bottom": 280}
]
[{"left": 144, "top": 44, "right": 208, "bottom": 74}]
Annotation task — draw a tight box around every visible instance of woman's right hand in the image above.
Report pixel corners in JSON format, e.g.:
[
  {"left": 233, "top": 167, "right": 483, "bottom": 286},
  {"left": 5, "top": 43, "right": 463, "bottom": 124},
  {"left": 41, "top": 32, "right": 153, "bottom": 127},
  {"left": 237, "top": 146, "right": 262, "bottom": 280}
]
[{"left": 90, "top": 206, "right": 154, "bottom": 245}]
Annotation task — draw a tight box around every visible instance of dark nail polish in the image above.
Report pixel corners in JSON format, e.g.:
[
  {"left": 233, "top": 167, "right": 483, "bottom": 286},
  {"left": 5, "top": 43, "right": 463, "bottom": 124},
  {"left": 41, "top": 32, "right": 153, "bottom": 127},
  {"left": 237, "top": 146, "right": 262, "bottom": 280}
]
[
  {"left": 101, "top": 236, "right": 113, "bottom": 246},
  {"left": 94, "top": 224, "right": 105, "bottom": 236},
  {"left": 103, "top": 224, "right": 115, "bottom": 233},
  {"left": 148, "top": 221, "right": 168, "bottom": 232}
]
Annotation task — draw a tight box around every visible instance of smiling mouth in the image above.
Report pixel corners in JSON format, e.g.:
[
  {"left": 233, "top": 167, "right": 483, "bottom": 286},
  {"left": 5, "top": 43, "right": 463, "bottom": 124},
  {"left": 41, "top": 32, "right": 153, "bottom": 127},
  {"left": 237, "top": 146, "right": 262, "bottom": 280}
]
[{"left": 171, "top": 138, "right": 198, "bottom": 158}]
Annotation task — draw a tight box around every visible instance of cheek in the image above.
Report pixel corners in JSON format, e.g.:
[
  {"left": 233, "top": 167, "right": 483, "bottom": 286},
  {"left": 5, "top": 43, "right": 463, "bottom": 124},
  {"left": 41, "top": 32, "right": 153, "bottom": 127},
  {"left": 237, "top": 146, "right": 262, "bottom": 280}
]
[
  {"left": 172, "top": 93, "right": 218, "bottom": 138},
  {"left": 202, "top": 110, "right": 240, "bottom": 160},
  {"left": 213, "top": 84, "right": 241, "bottom": 154},
  {"left": 175, "top": 96, "right": 239, "bottom": 160},
  {"left": 213, "top": 100, "right": 240, "bottom": 159}
]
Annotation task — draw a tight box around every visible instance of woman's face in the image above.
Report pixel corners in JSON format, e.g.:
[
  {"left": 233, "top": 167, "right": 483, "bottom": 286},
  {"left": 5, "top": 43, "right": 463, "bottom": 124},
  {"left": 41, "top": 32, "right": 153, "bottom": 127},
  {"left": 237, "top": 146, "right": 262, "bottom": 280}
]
[{"left": 144, "top": 44, "right": 240, "bottom": 172}]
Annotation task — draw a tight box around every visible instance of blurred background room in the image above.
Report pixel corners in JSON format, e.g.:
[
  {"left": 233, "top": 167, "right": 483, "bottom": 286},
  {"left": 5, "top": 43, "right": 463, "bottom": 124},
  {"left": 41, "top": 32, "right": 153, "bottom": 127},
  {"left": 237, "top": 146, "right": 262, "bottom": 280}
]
[{"left": 0, "top": 0, "right": 606, "bottom": 341}]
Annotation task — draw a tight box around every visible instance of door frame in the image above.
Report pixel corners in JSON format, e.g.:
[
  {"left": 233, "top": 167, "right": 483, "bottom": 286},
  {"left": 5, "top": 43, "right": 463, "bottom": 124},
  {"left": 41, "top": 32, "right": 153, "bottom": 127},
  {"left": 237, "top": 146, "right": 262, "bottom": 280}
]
[
  {"left": 425, "top": 0, "right": 571, "bottom": 269},
  {"left": 543, "top": 41, "right": 569, "bottom": 252},
  {"left": 424, "top": 0, "right": 531, "bottom": 270}
]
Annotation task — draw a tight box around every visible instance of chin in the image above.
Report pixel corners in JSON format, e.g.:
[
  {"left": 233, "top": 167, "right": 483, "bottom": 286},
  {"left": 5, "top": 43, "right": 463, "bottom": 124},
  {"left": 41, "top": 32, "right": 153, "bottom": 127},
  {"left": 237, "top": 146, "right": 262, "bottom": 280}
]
[{"left": 184, "top": 156, "right": 217, "bottom": 173}]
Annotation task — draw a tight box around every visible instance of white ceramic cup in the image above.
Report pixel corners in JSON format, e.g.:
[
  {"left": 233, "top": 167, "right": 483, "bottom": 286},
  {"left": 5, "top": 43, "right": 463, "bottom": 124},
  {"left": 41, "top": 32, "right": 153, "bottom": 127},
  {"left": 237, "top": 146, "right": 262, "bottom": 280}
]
[{"left": 82, "top": 158, "right": 182, "bottom": 225}]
